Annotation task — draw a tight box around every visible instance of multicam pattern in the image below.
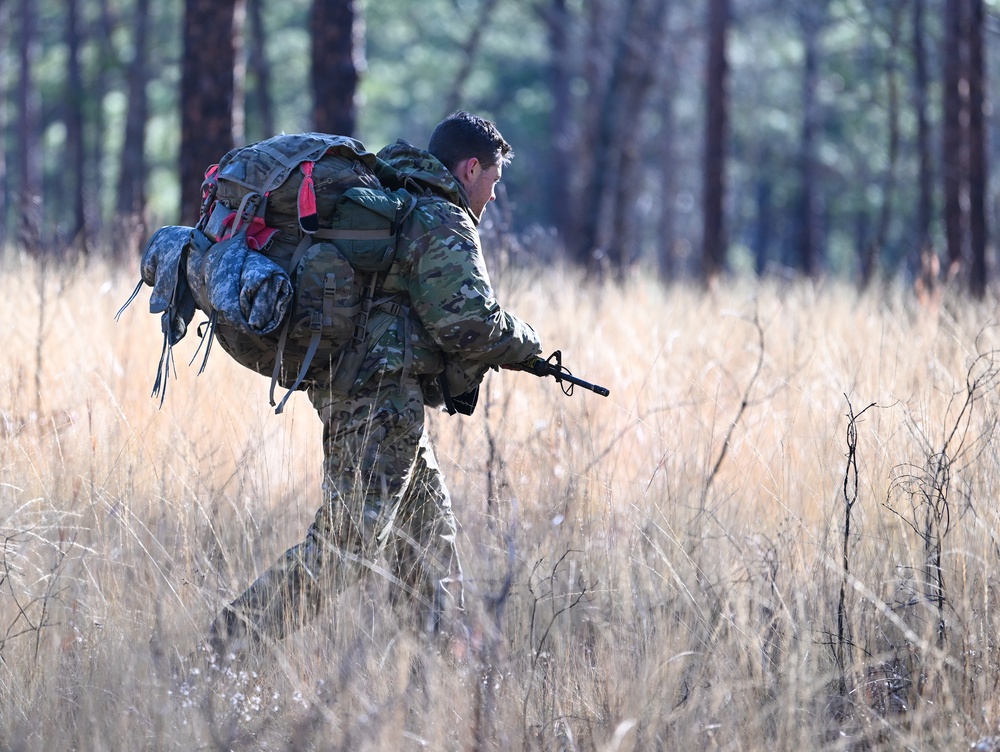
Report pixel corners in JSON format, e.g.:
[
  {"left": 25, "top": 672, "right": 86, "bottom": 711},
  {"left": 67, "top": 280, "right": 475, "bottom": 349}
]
[
  {"left": 207, "top": 376, "right": 463, "bottom": 652},
  {"left": 354, "top": 140, "right": 542, "bottom": 397}
]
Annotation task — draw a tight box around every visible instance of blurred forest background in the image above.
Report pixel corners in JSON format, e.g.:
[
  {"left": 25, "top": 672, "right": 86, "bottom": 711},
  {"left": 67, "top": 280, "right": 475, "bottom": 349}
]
[
  {"left": 0, "top": 0, "right": 997, "bottom": 294},
  {"left": 11, "top": 3, "right": 1000, "bottom": 749}
]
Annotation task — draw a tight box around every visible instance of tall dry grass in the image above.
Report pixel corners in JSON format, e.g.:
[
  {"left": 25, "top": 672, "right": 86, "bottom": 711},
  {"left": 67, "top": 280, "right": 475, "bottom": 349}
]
[{"left": 2, "top": 252, "right": 1000, "bottom": 750}]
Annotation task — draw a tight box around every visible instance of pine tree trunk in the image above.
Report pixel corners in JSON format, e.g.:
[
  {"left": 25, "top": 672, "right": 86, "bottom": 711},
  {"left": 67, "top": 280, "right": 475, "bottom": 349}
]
[
  {"left": 577, "top": 0, "right": 642, "bottom": 274},
  {"left": 113, "top": 0, "right": 152, "bottom": 258},
  {"left": 88, "top": 0, "right": 117, "bottom": 240},
  {"left": 655, "top": 58, "right": 680, "bottom": 281},
  {"left": 860, "top": 3, "right": 902, "bottom": 289},
  {"left": 702, "top": 0, "right": 729, "bottom": 285},
  {"left": 913, "top": 0, "right": 934, "bottom": 255},
  {"left": 179, "top": 0, "right": 239, "bottom": 224},
  {"left": 572, "top": 0, "right": 615, "bottom": 265},
  {"left": 16, "top": 0, "right": 42, "bottom": 255},
  {"left": 753, "top": 171, "right": 773, "bottom": 277},
  {"left": 967, "top": 0, "right": 988, "bottom": 298},
  {"left": 116, "top": 0, "right": 151, "bottom": 226},
  {"left": 795, "top": 3, "right": 825, "bottom": 278},
  {"left": 0, "top": 0, "right": 13, "bottom": 252},
  {"left": 606, "top": 0, "right": 670, "bottom": 276},
  {"left": 544, "top": 0, "right": 573, "bottom": 245},
  {"left": 941, "top": 0, "right": 966, "bottom": 274},
  {"left": 64, "top": 0, "right": 86, "bottom": 253},
  {"left": 310, "top": 0, "right": 361, "bottom": 135}
]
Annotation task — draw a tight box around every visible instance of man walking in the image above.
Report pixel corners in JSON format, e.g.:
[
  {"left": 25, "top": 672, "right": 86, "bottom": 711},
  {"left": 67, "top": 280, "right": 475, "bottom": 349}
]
[{"left": 205, "top": 112, "right": 541, "bottom": 660}]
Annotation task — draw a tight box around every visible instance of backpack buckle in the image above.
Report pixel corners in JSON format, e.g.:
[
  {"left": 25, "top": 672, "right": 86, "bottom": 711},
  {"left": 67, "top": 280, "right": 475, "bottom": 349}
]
[
  {"left": 352, "top": 306, "right": 370, "bottom": 343},
  {"left": 231, "top": 192, "right": 262, "bottom": 234}
]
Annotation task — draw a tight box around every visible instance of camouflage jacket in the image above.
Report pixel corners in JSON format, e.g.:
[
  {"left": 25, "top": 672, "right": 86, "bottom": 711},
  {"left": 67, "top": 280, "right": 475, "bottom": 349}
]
[{"left": 349, "top": 140, "right": 541, "bottom": 400}]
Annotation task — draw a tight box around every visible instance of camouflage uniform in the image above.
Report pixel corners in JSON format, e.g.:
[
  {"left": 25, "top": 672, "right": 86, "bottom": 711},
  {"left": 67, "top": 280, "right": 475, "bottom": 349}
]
[{"left": 208, "top": 141, "right": 541, "bottom": 656}]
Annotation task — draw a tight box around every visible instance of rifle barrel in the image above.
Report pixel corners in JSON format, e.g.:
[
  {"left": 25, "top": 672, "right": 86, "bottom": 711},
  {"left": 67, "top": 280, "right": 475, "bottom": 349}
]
[{"left": 532, "top": 361, "right": 610, "bottom": 397}]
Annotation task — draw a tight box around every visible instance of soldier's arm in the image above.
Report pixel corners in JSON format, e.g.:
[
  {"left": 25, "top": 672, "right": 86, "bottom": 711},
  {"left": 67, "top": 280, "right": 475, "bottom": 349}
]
[{"left": 406, "top": 215, "right": 540, "bottom": 366}]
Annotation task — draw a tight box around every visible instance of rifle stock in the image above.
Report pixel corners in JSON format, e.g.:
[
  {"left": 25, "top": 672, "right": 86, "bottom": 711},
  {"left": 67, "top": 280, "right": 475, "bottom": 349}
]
[{"left": 511, "top": 350, "right": 610, "bottom": 397}]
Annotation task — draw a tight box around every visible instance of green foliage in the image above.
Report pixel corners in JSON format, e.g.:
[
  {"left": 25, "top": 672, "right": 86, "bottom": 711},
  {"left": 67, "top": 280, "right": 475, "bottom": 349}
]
[
  {"left": 257, "top": 0, "right": 311, "bottom": 137},
  {"left": 3, "top": 0, "right": 998, "bottom": 284},
  {"left": 359, "top": 0, "right": 551, "bottom": 225}
]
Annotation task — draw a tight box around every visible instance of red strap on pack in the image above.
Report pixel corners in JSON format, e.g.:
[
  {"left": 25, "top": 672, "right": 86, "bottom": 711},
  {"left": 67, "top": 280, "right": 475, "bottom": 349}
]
[
  {"left": 245, "top": 217, "right": 279, "bottom": 250},
  {"left": 298, "top": 162, "right": 319, "bottom": 234},
  {"left": 220, "top": 212, "right": 279, "bottom": 250}
]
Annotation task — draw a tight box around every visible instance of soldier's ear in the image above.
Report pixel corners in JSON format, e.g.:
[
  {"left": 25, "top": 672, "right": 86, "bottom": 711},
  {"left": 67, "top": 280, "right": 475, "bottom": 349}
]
[{"left": 454, "top": 157, "right": 480, "bottom": 188}]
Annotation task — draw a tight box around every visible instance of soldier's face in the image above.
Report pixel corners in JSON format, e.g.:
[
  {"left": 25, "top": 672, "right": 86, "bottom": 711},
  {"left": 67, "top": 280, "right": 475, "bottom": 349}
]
[{"left": 459, "top": 159, "right": 502, "bottom": 219}]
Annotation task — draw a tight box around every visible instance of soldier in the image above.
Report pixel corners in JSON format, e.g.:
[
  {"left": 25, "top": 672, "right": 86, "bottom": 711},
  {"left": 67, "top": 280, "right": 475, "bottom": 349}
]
[{"left": 205, "top": 111, "right": 542, "bottom": 660}]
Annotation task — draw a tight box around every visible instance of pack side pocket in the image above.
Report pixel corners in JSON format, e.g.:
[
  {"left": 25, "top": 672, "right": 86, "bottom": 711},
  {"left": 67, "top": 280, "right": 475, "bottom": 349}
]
[
  {"left": 286, "top": 242, "right": 359, "bottom": 354},
  {"left": 213, "top": 321, "right": 278, "bottom": 377},
  {"left": 329, "top": 187, "right": 408, "bottom": 272}
]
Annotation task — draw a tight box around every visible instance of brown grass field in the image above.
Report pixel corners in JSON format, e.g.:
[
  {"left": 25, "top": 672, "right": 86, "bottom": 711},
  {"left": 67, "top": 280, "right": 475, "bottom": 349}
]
[{"left": 2, "top": 253, "right": 1000, "bottom": 751}]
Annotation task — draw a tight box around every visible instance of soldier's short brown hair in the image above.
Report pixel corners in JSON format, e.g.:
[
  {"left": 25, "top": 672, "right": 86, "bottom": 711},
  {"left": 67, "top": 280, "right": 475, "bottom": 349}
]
[{"left": 428, "top": 111, "right": 514, "bottom": 172}]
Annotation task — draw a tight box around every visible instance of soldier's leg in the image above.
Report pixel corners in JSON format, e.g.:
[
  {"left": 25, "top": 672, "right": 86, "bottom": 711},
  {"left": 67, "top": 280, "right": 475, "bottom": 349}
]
[
  {"left": 387, "top": 431, "right": 465, "bottom": 635},
  {"left": 206, "top": 382, "right": 424, "bottom": 658}
]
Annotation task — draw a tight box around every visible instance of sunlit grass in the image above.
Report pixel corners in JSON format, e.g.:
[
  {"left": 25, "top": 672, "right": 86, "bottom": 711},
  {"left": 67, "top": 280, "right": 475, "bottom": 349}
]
[{"left": 2, "top": 252, "right": 1000, "bottom": 750}]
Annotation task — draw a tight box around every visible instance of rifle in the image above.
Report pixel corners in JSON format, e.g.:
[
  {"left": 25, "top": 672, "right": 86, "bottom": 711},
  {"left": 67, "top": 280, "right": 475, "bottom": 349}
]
[{"left": 507, "top": 350, "right": 610, "bottom": 397}]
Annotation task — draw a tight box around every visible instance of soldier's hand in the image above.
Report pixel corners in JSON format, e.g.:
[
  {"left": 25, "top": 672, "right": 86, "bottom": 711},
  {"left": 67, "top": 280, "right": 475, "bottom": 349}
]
[{"left": 501, "top": 356, "right": 541, "bottom": 372}]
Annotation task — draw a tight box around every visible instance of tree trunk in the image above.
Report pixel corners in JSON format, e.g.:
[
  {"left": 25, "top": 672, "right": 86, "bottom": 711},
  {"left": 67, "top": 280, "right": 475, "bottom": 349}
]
[
  {"left": 860, "top": 2, "right": 902, "bottom": 289},
  {"left": 571, "top": 0, "right": 615, "bottom": 265},
  {"left": 16, "top": 0, "right": 42, "bottom": 255},
  {"left": 310, "top": 0, "right": 362, "bottom": 135},
  {"left": 585, "top": 0, "right": 673, "bottom": 275},
  {"left": 113, "top": 0, "right": 149, "bottom": 256},
  {"left": 913, "top": 0, "right": 933, "bottom": 256},
  {"left": 179, "top": 0, "right": 239, "bottom": 224},
  {"left": 795, "top": 3, "right": 825, "bottom": 278},
  {"left": 575, "top": 0, "right": 624, "bottom": 271},
  {"left": 89, "top": 0, "right": 118, "bottom": 241},
  {"left": 656, "top": 48, "right": 680, "bottom": 281},
  {"left": 246, "top": 0, "right": 275, "bottom": 140},
  {"left": 941, "top": 0, "right": 966, "bottom": 274},
  {"left": 753, "top": 171, "right": 773, "bottom": 277},
  {"left": 542, "top": 0, "right": 574, "bottom": 243},
  {"left": 966, "top": 0, "right": 987, "bottom": 299},
  {"left": 64, "top": 0, "right": 87, "bottom": 253},
  {"left": 0, "top": 0, "right": 13, "bottom": 252},
  {"left": 606, "top": 0, "right": 671, "bottom": 276},
  {"left": 702, "top": 0, "right": 729, "bottom": 286}
]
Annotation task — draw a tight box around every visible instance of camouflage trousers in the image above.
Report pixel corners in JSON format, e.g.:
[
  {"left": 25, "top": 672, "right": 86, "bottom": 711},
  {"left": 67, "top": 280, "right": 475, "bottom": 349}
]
[{"left": 207, "top": 376, "right": 464, "bottom": 658}]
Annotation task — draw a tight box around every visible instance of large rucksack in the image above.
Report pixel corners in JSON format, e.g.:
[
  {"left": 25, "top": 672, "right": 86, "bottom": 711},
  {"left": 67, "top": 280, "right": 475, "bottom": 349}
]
[{"left": 128, "top": 133, "right": 419, "bottom": 413}]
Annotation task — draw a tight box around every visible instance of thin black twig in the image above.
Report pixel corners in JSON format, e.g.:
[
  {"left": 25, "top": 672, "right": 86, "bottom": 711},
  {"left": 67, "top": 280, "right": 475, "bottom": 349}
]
[
  {"left": 701, "top": 314, "right": 767, "bottom": 509},
  {"left": 837, "top": 396, "right": 877, "bottom": 688}
]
